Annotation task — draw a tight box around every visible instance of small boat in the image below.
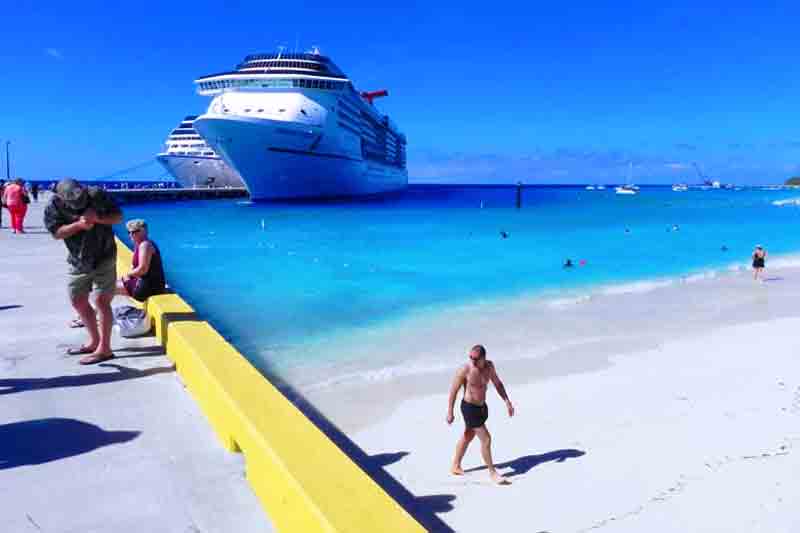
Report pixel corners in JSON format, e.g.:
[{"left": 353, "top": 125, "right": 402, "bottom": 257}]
[
  {"left": 585, "top": 185, "right": 596, "bottom": 190},
  {"left": 616, "top": 163, "right": 638, "bottom": 194},
  {"left": 672, "top": 184, "right": 688, "bottom": 192},
  {"left": 597, "top": 185, "right": 606, "bottom": 190}
]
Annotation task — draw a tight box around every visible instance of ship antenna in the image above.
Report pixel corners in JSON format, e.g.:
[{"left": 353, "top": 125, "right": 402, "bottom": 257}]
[{"left": 277, "top": 45, "right": 285, "bottom": 59}]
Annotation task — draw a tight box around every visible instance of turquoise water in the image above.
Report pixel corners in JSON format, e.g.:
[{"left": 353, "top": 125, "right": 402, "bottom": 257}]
[{"left": 117, "top": 185, "right": 800, "bottom": 376}]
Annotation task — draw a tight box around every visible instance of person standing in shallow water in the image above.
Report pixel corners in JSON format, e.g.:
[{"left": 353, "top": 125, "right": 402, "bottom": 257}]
[
  {"left": 752, "top": 245, "right": 767, "bottom": 282},
  {"left": 447, "top": 344, "right": 514, "bottom": 484}
]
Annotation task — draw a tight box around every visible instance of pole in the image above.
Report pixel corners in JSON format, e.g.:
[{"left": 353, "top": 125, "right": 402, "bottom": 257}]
[
  {"left": 516, "top": 181, "right": 522, "bottom": 208},
  {"left": 5, "top": 141, "right": 9, "bottom": 180}
]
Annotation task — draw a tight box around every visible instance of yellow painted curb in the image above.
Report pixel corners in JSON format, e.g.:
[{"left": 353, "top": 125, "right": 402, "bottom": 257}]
[{"left": 115, "top": 238, "right": 424, "bottom": 533}]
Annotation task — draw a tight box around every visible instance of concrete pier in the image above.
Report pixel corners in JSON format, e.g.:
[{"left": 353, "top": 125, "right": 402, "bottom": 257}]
[
  {"left": 0, "top": 196, "right": 271, "bottom": 533},
  {"left": 108, "top": 187, "right": 249, "bottom": 204}
]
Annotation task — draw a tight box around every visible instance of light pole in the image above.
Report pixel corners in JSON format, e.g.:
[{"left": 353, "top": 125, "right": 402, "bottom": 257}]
[{"left": 5, "top": 141, "right": 9, "bottom": 180}]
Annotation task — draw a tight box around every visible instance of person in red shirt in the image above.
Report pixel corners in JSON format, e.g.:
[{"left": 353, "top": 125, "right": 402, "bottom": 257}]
[{"left": 2, "top": 179, "right": 29, "bottom": 233}]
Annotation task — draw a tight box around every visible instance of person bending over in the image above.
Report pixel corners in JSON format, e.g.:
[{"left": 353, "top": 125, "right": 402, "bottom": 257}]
[
  {"left": 117, "top": 219, "right": 166, "bottom": 302},
  {"left": 45, "top": 178, "right": 122, "bottom": 364},
  {"left": 447, "top": 344, "right": 514, "bottom": 484}
]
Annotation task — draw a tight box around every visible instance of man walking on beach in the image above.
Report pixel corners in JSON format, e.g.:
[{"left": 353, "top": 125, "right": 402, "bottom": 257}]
[
  {"left": 447, "top": 344, "right": 514, "bottom": 484},
  {"left": 44, "top": 178, "right": 123, "bottom": 364}
]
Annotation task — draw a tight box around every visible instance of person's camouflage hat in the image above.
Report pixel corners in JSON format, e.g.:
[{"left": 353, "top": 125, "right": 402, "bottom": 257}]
[{"left": 56, "top": 178, "right": 89, "bottom": 210}]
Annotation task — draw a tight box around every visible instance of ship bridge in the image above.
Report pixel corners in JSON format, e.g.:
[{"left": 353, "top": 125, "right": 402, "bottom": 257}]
[{"left": 195, "top": 51, "right": 350, "bottom": 96}]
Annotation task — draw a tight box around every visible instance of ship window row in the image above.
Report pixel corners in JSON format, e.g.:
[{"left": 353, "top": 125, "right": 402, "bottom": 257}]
[
  {"left": 199, "top": 78, "right": 345, "bottom": 91},
  {"left": 241, "top": 60, "right": 324, "bottom": 71},
  {"left": 244, "top": 53, "right": 329, "bottom": 62},
  {"left": 337, "top": 103, "right": 362, "bottom": 120},
  {"left": 337, "top": 110, "right": 361, "bottom": 128},
  {"left": 337, "top": 121, "right": 361, "bottom": 136},
  {"left": 294, "top": 78, "right": 344, "bottom": 90}
]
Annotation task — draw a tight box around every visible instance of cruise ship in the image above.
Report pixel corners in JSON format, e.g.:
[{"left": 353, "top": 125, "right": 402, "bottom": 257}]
[
  {"left": 156, "top": 116, "right": 244, "bottom": 188},
  {"left": 192, "top": 48, "right": 407, "bottom": 200}
]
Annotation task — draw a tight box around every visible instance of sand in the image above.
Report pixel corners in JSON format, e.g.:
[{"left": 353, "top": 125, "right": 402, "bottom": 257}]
[{"left": 316, "top": 265, "right": 800, "bottom": 532}]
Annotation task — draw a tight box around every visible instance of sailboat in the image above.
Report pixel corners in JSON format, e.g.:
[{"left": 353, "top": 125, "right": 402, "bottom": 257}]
[{"left": 615, "top": 162, "right": 638, "bottom": 195}]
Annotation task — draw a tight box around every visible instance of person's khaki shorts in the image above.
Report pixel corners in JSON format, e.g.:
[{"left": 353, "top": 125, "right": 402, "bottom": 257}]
[{"left": 68, "top": 258, "right": 117, "bottom": 300}]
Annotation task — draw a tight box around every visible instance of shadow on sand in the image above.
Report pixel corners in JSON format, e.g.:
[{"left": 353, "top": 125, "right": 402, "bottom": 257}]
[
  {"left": 0, "top": 363, "right": 174, "bottom": 395},
  {"left": 0, "top": 418, "right": 139, "bottom": 470},
  {"left": 0, "top": 305, "right": 23, "bottom": 311},
  {"left": 277, "top": 385, "right": 457, "bottom": 532},
  {"left": 464, "top": 449, "right": 586, "bottom": 478}
]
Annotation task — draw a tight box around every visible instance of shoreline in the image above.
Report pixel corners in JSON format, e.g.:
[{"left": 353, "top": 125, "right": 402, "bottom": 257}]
[
  {"left": 259, "top": 248, "right": 800, "bottom": 383},
  {"left": 345, "top": 265, "right": 800, "bottom": 531},
  {"left": 303, "top": 259, "right": 800, "bottom": 435}
]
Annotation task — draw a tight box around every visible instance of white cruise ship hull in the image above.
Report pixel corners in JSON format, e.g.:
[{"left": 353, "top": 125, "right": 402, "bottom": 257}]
[
  {"left": 194, "top": 115, "right": 407, "bottom": 200},
  {"left": 156, "top": 153, "right": 244, "bottom": 188}
]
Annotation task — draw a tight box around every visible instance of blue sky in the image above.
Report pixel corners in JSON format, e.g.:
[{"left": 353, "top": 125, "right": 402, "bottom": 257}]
[{"left": 1, "top": 1, "right": 799, "bottom": 184}]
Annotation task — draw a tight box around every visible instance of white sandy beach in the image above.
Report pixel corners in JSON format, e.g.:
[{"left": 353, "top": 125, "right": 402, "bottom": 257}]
[{"left": 306, "top": 265, "right": 800, "bottom": 532}]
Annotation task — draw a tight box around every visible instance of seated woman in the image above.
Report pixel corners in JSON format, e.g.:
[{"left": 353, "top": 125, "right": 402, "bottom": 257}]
[{"left": 117, "top": 219, "right": 166, "bottom": 302}]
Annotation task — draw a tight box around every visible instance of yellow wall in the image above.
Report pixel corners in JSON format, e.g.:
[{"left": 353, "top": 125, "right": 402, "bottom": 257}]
[{"left": 115, "top": 238, "right": 424, "bottom": 533}]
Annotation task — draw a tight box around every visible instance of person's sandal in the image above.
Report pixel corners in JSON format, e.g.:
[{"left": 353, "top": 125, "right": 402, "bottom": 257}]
[
  {"left": 79, "top": 352, "right": 115, "bottom": 365},
  {"left": 69, "top": 318, "right": 85, "bottom": 328}
]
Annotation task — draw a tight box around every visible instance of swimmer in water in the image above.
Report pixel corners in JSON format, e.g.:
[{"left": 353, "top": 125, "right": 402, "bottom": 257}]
[
  {"left": 500, "top": 231, "right": 509, "bottom": 239},
  {"left": 563, "top": 259, "right": 574, "bottom": 268}
]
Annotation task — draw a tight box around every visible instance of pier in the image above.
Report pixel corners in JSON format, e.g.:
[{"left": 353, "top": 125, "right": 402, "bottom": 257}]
[
  {"left": 0, "top": 199, "right": 270, "bottom": 533},
  {"left": 109, "top": 187, "right": 249, "bottom": 204}
]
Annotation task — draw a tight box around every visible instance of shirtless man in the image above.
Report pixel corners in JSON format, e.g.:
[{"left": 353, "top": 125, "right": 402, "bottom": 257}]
[{"left": 447, "top": 344, "right": 514, "bottom": 484}]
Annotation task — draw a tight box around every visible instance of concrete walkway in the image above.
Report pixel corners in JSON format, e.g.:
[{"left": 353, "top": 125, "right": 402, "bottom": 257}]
[{"left": 1, "top": 196, "right": 272, "bottom": 533}]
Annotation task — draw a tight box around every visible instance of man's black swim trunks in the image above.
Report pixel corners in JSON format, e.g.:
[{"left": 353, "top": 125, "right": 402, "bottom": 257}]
[{"left": 461, "top": 399, "right": 488, "bottom": 428}]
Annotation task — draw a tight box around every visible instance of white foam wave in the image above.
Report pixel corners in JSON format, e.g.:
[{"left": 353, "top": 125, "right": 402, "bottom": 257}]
[
  {"left": 546, "top": 294, "right": 593, "bottom": 308},
  {"left": 772, "top": 197, "right": 800, "bottom": 206},
  {"left": 301, "top": 359, "right": 455, "bottom": 392},
  {"left": 766, "top": 255, "right": 800, "bottom": 269},
  {"left": 600, "top": 279, "right": 675, "bottom": 296}
]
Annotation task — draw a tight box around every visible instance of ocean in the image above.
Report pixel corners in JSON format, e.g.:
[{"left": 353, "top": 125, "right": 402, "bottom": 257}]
[{"left": 117, "top": 184, "right": 800, "bottom": 389}]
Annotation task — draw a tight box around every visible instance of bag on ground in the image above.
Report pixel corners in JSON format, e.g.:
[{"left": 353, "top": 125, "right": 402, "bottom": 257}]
[{"left": 113, "top": 305, "right": 151, "bottom": 337}]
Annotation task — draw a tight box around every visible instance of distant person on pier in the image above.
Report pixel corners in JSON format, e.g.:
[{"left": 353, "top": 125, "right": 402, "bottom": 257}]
[
  {"left": 44, "top": 178, "right": 123, "bottom": 364},
  {"left": 0, "top": 180, "right": 5, "bottom": 228},
  {"left": 3, "top": 178, "right": 30, "bottom": 234},
  {"left": 30, "top": 183, "right": 39, "bottom": 202},
  {"left": 117, "top": 219, "right": 167, "bottom": 302},
  {"left": 752, "top": 245, "right": 767, "bottom": 282}
]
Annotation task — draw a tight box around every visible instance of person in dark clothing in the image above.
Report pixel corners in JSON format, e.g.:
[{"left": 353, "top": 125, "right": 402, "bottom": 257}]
[
  {"left": 752, "top": 245, "right": 767, "bottom": 282},
  {"left": 30, "top": 183, "right": 39, "bottom": 202},
  {"left": 116, "top": 219, "right": 166, "bottom": 302},
  {"left": 44, "top": 178, "right": 123, "bottom": 364}
]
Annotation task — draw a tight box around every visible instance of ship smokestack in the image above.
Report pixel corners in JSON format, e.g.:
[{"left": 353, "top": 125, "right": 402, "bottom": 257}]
[{"left": 360, "top": 89, "right": 389, "bottom": 105}]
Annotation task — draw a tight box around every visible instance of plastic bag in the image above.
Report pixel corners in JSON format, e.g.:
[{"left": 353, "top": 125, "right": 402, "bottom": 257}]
[{"left": 113, "top": 305, "right": 151, "bottom": 338}]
